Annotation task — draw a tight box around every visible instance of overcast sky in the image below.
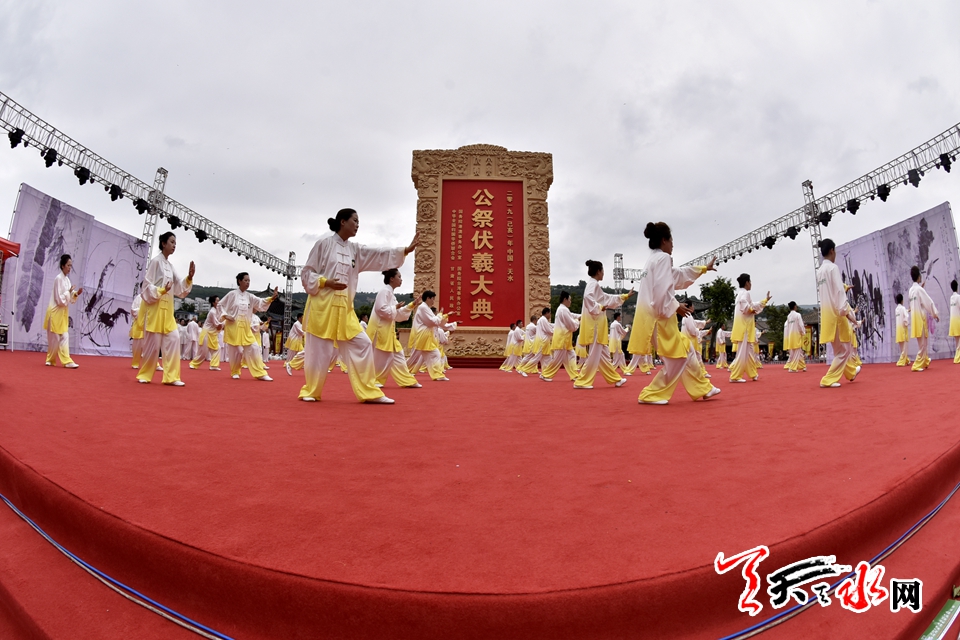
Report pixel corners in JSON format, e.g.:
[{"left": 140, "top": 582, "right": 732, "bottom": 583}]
[{"left": 2, "top": 0, "right": 958, "bottom": 304}]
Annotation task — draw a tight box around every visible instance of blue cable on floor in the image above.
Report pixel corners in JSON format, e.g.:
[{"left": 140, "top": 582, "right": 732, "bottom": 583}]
[
  {"left": 718, "top": 477, "right": 960, "bottom": 639},
  {"left": 0, "top": 492, "right": 234, "bottom": 640}
]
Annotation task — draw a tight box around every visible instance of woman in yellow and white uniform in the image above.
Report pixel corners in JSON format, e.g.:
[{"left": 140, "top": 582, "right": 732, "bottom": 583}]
[
  {"left": 817, "top": 239, "right": 860, "bottom": 387},
  {"left": 637, "top": 222, "right": 719, "bottom": 405},
  {"left": 408, "top": 292, "right": 451, "bottom": 381},
  {"left": 894, "top": 293, "right": 911, "bottom": 367},
  {"left": 284, "top": 313, "right": 305, "bottom": 374},
  {"left": 219, "top": 273, "right": 277, "bottom": 381},
  {"left": 519, "top": 308, "right": 554, "bottom": 375},
  {"left": 608, "top": 312, "right": 630, "bottom": 373},
  {"left": 499, "top": 323, "right": 519, "bottom": 371},
  {"left": 572, "top": 260, "right": 634, "bottom": 389},
  {"left": 729, "top": 274, "right": 770, "bottom": 383},
  {"left": 714, "top": 325, "right": 729, "bottom": 370},
  {"left": 783, "top": 302, "right": 806, "bottom": 372},
  {"left": 299, "top": 210, "right": 416, "bottom": 403},
  {"left": 44, "top": 254, "right": 83, "bottom": 368},
  {"left": 909, "top": 266, "right": 939, "bottom": 372},
  {"left": 367, "top": 268, "right": 421, "bottom": 388},
  {"left": 949, "top": 279, "right": 960, "bottom": 363},
  {"left": 190, "top": 296, "right": 224, "bottom": 371},
  {"left": 540, "top": 291, "right": 581, "bottom": 382},
  {"left": 130, "top": 292, "right": 144, "bottom": 369},
  {"left": 136, "top": 233, "right": 195, "bottom": 385}
]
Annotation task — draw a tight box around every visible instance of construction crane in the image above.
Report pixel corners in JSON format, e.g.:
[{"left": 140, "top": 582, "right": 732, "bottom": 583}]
[{"left": 0, "top": 91, "right": 300, "bottom": 343}]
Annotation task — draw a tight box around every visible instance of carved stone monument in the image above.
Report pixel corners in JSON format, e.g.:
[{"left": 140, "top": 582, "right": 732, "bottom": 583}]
[{"left": 409, "top": 144, "right": 553, "bottom": 357}]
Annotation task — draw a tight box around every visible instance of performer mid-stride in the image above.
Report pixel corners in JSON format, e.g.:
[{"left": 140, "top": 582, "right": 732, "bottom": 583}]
[
  {"left": 816, "top": 239, "right": 860, "bottom": 388},
  {"left": 895, "top": 293, "right": 911, "bottom": 367},
  {"left": 729, "top": 274, "right": 769, "bottom": 383},
  {"left": 636, "top": 222, "right": 719, "bottom": 405},
  {"left": 136, "top": 232, "right": 195, "bottom": 386},
  {"left": 44, "top": 254, "right": 83, "bottom": 368},
  {"left": 908, "top": 265, "right": 939, "bottom": 372},
  {"left": 949, "top": 279, "right": 960, "bottom": 364},
  {"left": 298, "top": 208, "right": 417, "bottom": 403}
]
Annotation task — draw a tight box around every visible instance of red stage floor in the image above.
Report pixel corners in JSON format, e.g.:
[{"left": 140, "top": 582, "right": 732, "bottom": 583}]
[{"left": 1, "top": 351, "right": 960, "bottom": 639}]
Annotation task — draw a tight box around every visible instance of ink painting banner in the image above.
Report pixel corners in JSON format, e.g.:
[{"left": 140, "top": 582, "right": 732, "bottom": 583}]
[
  {"left": 0, "top": 184, "right": 149, "bottom": 355},
  {"left": 835, "top": 201, "right": 958, "bottom": 363}
]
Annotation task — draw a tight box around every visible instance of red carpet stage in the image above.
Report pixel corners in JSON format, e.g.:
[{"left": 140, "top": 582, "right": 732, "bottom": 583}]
[{"left": 1, "top": 350, "right": 960, "bottom": 639}]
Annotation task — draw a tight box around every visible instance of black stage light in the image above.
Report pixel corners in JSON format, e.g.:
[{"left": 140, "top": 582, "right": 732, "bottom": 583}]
[
  {"left": 195, "top": 230, "right": 207, "bottom": 242},
  {"left": 167, "top": 215, "right": 181, "bottom": 230},
  {"left": 762, "top": 236, "right": 776, "bottom": 250},
  {"left": 940, "top": 154, "right": 952, "bottom": 173},
  {"left": 42, "top": 148, "right": 57, "bottom": 167},
  {"left": 109, "top": 184, "right": 123, "bottom": 201},
  {"left": 846, "top": 199, "right": 860, "bottom": 215},
  {"left": 74, "top": 167, "right": 91, "bottom": 185},
  {"left": 907, "top": 169, "right": 921, "bottom": 187},
  {"left": 8, "top": 128, "right": 24, "bottom": 148},
  {"left": 876, "top": 183, "right": 890, "bottom": 201},
  {"left": 134, "top": 198, "right": 150, "bottom": 214},
  {"left": 818, "top": 211, "right": 832, "bottom": 227},
  {"left": 785, "top": 226, "right": 799, "bottom": 240}
]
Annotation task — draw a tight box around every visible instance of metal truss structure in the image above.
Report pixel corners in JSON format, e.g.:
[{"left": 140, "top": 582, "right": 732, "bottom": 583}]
[
  {"left": 679, "top": 122, "right": 960, "bottom": 268},
  {"left": 614, "top": 122, "right": 960, "bottom": 301},
  {"left": 0, "top": 90, "right": 302, "bottom": 346}
]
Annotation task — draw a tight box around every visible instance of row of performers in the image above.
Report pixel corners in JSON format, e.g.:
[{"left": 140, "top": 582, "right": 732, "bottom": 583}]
[{"left": 43, "top": 212, "right": 960, "bottom": 403}]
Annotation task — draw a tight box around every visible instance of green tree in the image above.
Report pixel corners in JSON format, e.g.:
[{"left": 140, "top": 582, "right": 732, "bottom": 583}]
[
  {"left": 699, "top": 277, "right": 736, "bottom": 355},
  {"left": 760, "top": 304, "right": 790, "bottom": 358}
]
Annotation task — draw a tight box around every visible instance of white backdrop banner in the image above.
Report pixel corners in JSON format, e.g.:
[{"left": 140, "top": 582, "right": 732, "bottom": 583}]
[
  {"left": 0, "top": 184, "right": 149, "bottom": 355},
  {"left": 836, "top": 201, "right": 958, "bottom": 363}
]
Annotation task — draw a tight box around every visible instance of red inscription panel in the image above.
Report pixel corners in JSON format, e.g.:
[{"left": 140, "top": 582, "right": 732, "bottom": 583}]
[{"left": 438, "top": 180, "right": 524, "bottom": 327}]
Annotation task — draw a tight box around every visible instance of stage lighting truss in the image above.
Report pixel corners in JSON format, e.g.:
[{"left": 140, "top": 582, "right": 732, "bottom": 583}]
[
  {"left": 675, "top": 122, "right": 960, "bottom": 268},
  {"left": 0, "top": 90, "right": 294, "bottom": 278}
]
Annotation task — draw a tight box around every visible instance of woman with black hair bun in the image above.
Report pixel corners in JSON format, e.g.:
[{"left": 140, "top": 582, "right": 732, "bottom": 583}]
[
  {"left": 728, "top": 273, "right": 771, "bottom": 383},
  {"left": 635, "top": 222, "right": 720, "bottom": 405},
  {"left": 298, "top": 208, "right": 418, "bottom": 403},
  {"left": 43, "top": 254, "right": 83, "bottom": 368},
  {"left": 949, "top": 279, "right": 960, "bottom": 364},
  {"left": 908, "top": 264, "right": 939, "bottom": 372},
  {"left": 783, "top": 301, "right": 806, "bottom": 372},
  {"left": 816, "top": 238, "right": 861, "bottom": 386},
  {"left": 894, "top": 293, "right": 911, "bottom": 367},
  {"left": 136, "top": 232, "right": 195, "bottom": 385},
  {"left": 572, "top": 260, "right": 634, "bottom": 389}
]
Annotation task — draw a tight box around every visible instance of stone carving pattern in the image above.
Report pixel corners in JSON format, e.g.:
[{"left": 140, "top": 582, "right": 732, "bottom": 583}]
[
  {"left": 447, "top": 335, "right": 506, "bottom": 357},
  {"left": 412, "top": 144, "right": 553, "bottom": 334}
]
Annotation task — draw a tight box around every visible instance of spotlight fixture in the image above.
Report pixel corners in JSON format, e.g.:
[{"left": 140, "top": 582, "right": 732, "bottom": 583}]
[
  {"left": 907, "top": 169, "right": 921, "bottom": 188},
  {"left": 940, "top": 153, "right": 952, "bottom": 173},
  {"left": 168, "top": 215, "right": 181, "bottom": 230},
  {"left": 762, "top": 236, "right": 776, "bottom": 250},
  {"left": 134, "top": 198, "right": 150, "bottom": 214},
  {"left": 42, "top": 148, "right": 57, "bottom": 167},
  {"left": 7, "top": 128, "right": 25, "bottom": 148},
  {"left": 195, "top": 230, "right": 207, "bottom": 242},
  {"left": 876, "top": 183, "right": 890, "bottom": 201},
  {"left": 785, "top": 226, "right": 799, "bottom": 240},
  {"left": 109, "top": 184, "right": 123, "bottom": 201},
  {"left": 818, "top": 211, "right": 832, "bottom": 227},
  {"left": 846, "top": 199, "right": 860, "bottom": 215},
  {"left": 74, "top": 167, "right": 91, "bottom": 185}
]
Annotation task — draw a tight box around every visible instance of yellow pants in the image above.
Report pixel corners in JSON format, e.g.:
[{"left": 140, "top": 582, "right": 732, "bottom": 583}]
[
  {"left": 46, "top": 330, "right": 75, "bottom": 366},
  {"left": 131, "top": 337, "right": 142, "bottom": 369},
  {"left": 820, "top": 339, "right": 856, "bottom": 386},
  {"left": 190, "top": 333, "right": 221, "bottom": 369},
  {"left": 227, "top": 343, "right": 269, "bottom": 378},
  {"left": 573, "top": 343, "right": 622, "bottom": 388},
  {"left": 729, "top": 341, "right": 759, "bottom": 381},
  {"left": 373, "top": 349, "right": 418, "bottom": 387},
  {"left": 638, "top": 349, "right": 713, "bottom": 403},
  {"left": 299, "top": 332, "right": 383, "bottom": 402},
  {"left": 540, "top": 349, "right": 579, "bottom": 381},
  {"left": 896, "top": 341, "right": 910, "bottom": 366},
  {"left": 137, "top": 330, "right": 182, "bottom": 384}
]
